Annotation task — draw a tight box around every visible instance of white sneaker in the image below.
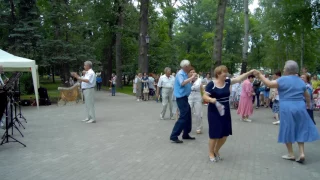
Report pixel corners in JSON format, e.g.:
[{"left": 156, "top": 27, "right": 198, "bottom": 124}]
[
  {"left": 243, "top": 119, "right": 252, "bottom": 122},
  {"left": 137, "top": 99, "right": 140, "bottom": 102},
  {"left": 160, "top": 114, "right": 164, "bottom": 120},
  {"left": 86, "top": 119, "right": 96, "bottom": 123},
  {"left": 82, "top": 118, "right": 90, "bottom": 122},
  {"left": 272, "top": 121, "right": 280, "bottom": 125}
]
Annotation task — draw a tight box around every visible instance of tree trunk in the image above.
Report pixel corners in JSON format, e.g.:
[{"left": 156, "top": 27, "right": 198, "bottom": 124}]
[
  {"left": 212, "top": 0, "right": 227, "bottom": 75},
  {"left": 168, "top": 20, "right": 173, "bottom": 40},
  {"left": 300, "top": 29, "right": 305, "bottom": 69},
  {"left": 104, "top": 41, "right": 114, "bottom": 88},
  {"left": 257, "top": 46, "right": 260, "bottom": 68},
  {"left": 60, "top": 63, "right": 70, "bottom": 87},
  {"left": 241, "top": 0, "right": 249, "bottom": 74},
  {"left": 8, "top": 0, "right": 16, "bottom": 49},
  {"left": 9, "top": 0, "right": 15, "bottom": 21},
  {"left": 51, "top": 65, "right": 55, "bottom": 83},
  {"left": 286, "top": 44, "right": 289, "bottom": 61},
  {"left": 116, "top": 0, "right": 125, "bottom": 88},
  {"left": 138, "top": 0, "right": 149, "bottom": 74}
]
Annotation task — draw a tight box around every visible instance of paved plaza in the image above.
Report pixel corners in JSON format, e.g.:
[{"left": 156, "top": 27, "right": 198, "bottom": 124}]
[{"left": 0, "top": 91, "right": 320, "bottom": 180}]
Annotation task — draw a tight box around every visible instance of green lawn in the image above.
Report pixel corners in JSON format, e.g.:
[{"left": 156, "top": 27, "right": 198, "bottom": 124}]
[
  {"left": 21, "top": 82, "right": 60, "bottom": 100},
  {"left": 21, "top": 78, "right": 134, "bottom": 100},
  {"left": 102, "top": 85, "right": 134, "bottom": 96}
]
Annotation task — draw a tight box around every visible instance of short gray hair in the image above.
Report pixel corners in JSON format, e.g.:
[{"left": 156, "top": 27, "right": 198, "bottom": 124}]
[
  {"left": 284, "top": 60, "right": 299, "bottom": 75},
  {"left": 164, "top": 67, "right": 171, "bottom": 73},
  {"left": 84, "top": 61, "right": 92, "bottom": 68},
  {"left": 180, "top": 60, "right": 190, "bottom": 68}
]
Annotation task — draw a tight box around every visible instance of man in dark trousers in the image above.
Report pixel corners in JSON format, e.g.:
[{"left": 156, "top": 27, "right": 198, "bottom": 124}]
[
  {"left": 252, "top": 77, "right": 261, "bottom": 109},
  {"left": 170, "top": 60, "right": 197, "bottom": 143}
]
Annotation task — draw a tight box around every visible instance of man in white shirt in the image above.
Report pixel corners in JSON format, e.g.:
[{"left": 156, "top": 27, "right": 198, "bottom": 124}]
[
  {"left": 71, "top": 61, "right": 96, "bottom": 123},
  {"left": 157, "top": 67, "right": 175, "bottom": 120}
]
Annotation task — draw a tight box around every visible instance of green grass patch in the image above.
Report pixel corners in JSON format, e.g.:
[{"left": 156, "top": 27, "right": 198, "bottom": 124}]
[
  {"left": 21, "top": 81, "right": 135, "bottom": 100},
  {"left": 21, "top": 82, "right": 60, "bottom": 100},
  {"left": 21, "top": 77, "right": 61, "bottom": 100},
  {"left": 102, "top": 85, "right": 134, "bottom": 96}
]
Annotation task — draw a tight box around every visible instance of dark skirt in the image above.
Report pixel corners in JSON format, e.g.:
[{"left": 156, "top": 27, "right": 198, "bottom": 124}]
[{"left": 207, "top": 102, "right": 232, "bottom": 139}]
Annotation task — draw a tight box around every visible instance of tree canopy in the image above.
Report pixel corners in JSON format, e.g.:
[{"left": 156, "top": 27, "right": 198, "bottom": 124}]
[{"left": 1, "top": 0, "right": 319, "bottom": 86}]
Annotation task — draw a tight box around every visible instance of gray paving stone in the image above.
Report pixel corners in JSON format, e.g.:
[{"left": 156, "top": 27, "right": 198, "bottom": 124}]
[{"left": 0, "top": 91, "right": 319, "bottom": 180}]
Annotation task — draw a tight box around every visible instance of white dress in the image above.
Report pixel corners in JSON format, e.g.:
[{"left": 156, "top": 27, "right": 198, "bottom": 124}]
[
  {"left": 188, "top": 78, "right": 203, "bottom": 131},
  {"left": 133, "top": 77, "right": 137, "bottom": 93}
]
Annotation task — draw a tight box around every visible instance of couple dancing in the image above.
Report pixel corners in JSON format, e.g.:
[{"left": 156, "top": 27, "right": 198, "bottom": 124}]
[{"left": 170, "top": 60, "right": 319, "bottom": 164}]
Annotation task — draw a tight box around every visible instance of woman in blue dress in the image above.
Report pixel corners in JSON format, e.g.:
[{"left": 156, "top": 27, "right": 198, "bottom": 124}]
[
  {"left": 256, "top": 60, "right": 319, "bottom": 163},
  {"left": 203, "top": 65, "right": 255, "bottom": 162}
]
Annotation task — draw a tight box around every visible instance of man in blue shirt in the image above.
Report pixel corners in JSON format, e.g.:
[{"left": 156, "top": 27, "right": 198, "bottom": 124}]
[{"left": 170, "top": 60, "right": 197, "bottom": 143}]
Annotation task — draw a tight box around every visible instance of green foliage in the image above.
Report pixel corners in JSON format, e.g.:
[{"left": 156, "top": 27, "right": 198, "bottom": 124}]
[{"left": 1, "top": 0, "right": 320, "bottom": 87}]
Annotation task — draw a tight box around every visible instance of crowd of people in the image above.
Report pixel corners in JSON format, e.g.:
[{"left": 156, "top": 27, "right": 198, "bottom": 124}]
[
  {"left": 130, "top": 59, "right": 319, "bottom": 164},
  {"left": 1, "top": 58, "right": 320, "bottom": 164}
]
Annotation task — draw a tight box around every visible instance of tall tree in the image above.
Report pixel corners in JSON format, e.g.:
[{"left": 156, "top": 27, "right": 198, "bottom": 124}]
[
  {"left": 159, "top": 0, "right": 178, "bottom": 40},
  {"left": 212, "top": 0, "right": 227, "bottom": 74},
  {"left": 116, "top": 0, "right": 125, "bottom": 88},
  {"left": 138, "top": 0, "right": 149, "bottom": 73},
  {"left": 241, "top": 0, "right": 249, "bottom": 73}
]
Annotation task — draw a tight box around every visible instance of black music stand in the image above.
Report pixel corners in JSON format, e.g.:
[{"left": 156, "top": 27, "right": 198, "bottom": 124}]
[
  {"left": 1, "top": 72, "right": 26, "bottom": 147},
  {"left": 14, "top": 79, "right": 27, "bottom": 123}
]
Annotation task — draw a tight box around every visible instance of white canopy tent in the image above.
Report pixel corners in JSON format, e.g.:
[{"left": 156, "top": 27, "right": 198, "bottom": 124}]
[{"left": 0, "top": 49, "right": 39, "bottom": 109}]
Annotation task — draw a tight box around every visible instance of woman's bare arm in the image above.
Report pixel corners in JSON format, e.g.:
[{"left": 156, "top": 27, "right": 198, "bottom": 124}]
[
  {"left": 257, "top": 72, "right": 278, "bottom": 88},
  {"left": 231, "top": 70, "right": 254, "bottom": 85}
]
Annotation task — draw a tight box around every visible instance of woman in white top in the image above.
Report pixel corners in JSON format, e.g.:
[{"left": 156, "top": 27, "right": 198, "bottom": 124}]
[
  {"left": 133, "top": 75, "right": 137, "bottom": 94},
  {"left": 188, "top": 68, "right": 204, "bottom": 134}
]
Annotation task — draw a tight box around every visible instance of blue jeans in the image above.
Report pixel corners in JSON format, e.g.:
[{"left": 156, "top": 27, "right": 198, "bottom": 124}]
[
  {"left": 170, "top": 96, "right": 192, "bottom": 140},
  {"left": 111, "top": 86, "right": 116, "bottom": 96}
]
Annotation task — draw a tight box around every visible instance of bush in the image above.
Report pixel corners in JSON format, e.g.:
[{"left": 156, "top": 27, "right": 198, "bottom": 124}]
[{"left": 20, "top": 73, "right": 34, "bottom": 95}]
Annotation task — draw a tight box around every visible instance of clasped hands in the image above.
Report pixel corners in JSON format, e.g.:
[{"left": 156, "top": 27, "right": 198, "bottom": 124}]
[
  {"left": 247, "top": 69, "right": 262, "bottom": 77},
  {"left": 190, "top": 73, "right": 198, "bottom": 81}
]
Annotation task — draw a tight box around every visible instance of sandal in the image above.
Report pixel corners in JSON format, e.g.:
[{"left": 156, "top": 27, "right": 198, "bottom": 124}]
[
  {"left": 214, "top": 153, "right": 223, "bottom": 161},
  {"left": 296, "top": 156, "right": 305, "bottom": 164},
  {"left": 281, "top": 155, "right": 295, "bottom": 161},
  {"left": 209, "top": 156, "right": 218, "bottom": 162}
]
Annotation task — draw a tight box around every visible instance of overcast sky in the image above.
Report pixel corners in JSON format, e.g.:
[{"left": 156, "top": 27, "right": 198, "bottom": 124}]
[
  {"left": 249, "top": 0, "right": 259, "bottom": 13},
  {"left": 133, "top": 0, "right": 260, "bottom": 13}
]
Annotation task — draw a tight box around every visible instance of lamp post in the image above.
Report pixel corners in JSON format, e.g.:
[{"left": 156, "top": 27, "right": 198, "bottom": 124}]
[{"left": 145, "top": 34, "right": 150, "bottom": 73}]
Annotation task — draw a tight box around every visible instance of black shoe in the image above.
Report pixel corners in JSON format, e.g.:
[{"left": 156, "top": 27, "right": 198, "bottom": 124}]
[
  {"left": 182, "top": 136, "right": 196, "bottom": 140},
  {"left": 171, "top": 139, "right": 183, "bottom": 143}
]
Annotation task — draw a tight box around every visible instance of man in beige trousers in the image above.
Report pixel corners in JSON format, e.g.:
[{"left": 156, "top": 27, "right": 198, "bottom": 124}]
[
  {"left": 71, "top": 61, "right": 96, "bottom": 123},
  {"left": 157, "top": 67, "right": 175, "bottom": 120}
]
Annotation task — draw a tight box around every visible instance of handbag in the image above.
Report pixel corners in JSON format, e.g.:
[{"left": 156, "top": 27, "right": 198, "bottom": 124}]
[{"left": 143, "top": 87, "right": 149, "bottom": 93}]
